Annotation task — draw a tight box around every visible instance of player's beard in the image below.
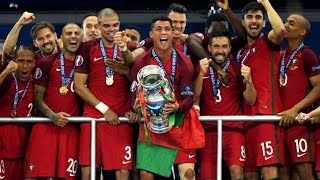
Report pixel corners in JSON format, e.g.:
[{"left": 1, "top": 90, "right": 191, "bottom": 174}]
[{"left": 247, "top": 28, "right": 263, "bottom": 40}]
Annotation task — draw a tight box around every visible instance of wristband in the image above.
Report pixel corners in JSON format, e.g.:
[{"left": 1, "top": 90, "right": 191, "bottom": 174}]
[
  {"left": 120, "top": 45, "right": 127, "bottom": 52},
  {"left": 193, "top": 105, "right": 200, "bottom": 111},
  {"left": 95, "top": 102, "right": 109, "bottom": 114}
]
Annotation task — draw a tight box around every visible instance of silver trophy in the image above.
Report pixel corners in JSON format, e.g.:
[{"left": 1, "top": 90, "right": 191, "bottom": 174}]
[{"left": 137, "top": 65, "right": 174, "bottom": 134}]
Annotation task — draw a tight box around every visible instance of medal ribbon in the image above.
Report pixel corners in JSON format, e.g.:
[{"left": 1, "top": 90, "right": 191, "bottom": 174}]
[
  {"left": 183, "top": 43, "right": 187, "bottom": 55},
  {"left": 280, "top": 42, "right": 304, "bottom": 78},
  {"left": 151, "top": 48, "right": 177, "bottom": 87},
  {"left": 236, "top": 33, "right": 264, "bottom": 64},
  {"left": 99, "top": 39, "right": 118, "bottom": 78},
  {"left": 60, "top": 51, "right": 75, "bottom": 87},
  {"left": 236, "top": 48, "right": 252, "bottom": 64},
  {"left": 209, "top": 58, "right": 230, "bottom": 99},
  {"left": 12, "top": 73, "right": 30, "bottom": 112}
]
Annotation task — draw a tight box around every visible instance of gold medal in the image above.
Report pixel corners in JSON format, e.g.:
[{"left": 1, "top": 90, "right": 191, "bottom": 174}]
[
  {"left": 106, "top": 76, "right": 114, "bottom": 86},
  {"left": 11, "top": 110, "right": 16, "bottom": 118},
  {"left": 279, "top": 74, "right": 288, "bottom": 86},
  {"left": 59, "top": 86, "right": 68, "bottom": 95}
]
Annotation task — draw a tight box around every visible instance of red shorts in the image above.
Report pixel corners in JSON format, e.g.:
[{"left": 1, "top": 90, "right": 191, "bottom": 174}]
[
  {"left": 79, "top": 122, "right": 133, "bottom": 170},
  {"left": 3, "top": 159, "right": 24, "bottom": 180},
  {"left": 25, "top": 123, "right": 79, "bottom": 179},
  {"left": 199, "top": 127, "right": 245, "bottom": 179},
  {"left": 0, "top": 124, "right": 29, "bottom": 158},
  {"left": 315, "top": 125, "right": 320, "bottom": 171},
  {"left": 283, "top": 124, "right": 315, "bottom": 166},
  {"left": 244, "top": 122, "right": 284, "bottom": 172},
  {"left": 175, "top": 149, "right": 196, "bottom": 164}
]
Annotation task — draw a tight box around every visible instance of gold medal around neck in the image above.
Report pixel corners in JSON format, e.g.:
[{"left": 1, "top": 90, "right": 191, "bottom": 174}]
[
  {"left": 106, "top": 76, "right": 114, "bottom": 86},
  {"left": 59, "top": 86, "right": 69, "bottom": 95},
  {"left": 11, "top": 110, "right": 16, "bottom": 118},
  {"left": 279, "top": 74, "right": 288, "bottom": 87}
]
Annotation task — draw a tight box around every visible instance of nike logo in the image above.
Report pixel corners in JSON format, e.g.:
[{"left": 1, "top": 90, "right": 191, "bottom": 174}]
[
  {"left": 122, "top": 160, "right": 132, "bottom": 165},
  {"left": 188, "top": 154, "right": 196, "bottom": 159},
  {"left": 56, "top": 68, "right": 61, "bottom": 71},
  {"left": 239, "top": 157, "right": 245, "bottom": 162},
  {"left": 297, "top": 153, "right": 307, "bottom": 158},
  {"left": 94, "top": 57, "right": 103, "bottom": 61},
  {"left": 0, "top": 175, "right": 5, "bottom": 179},
  {"left": 264, "top": 155, "right": 274, "bottom": 160},
  {"left": 69, "top": 173, "right": 76, "bottom": 176},
  {"left": 203, "top": 76, "right": 209, "bottom": 79},
  {"left": 18, "top": 90, "right": 24, "bottom": 94}
]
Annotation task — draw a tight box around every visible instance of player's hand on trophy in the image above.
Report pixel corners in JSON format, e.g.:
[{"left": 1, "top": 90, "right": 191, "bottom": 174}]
[
  {"left": 163, "top": 101, "right": 179, "bottom": 115},
  {"left": 133, "top": 96, "right": 142, "bottom": 114},
  {"left": 104, "top": 109, "right": 120, "bottom": 125},
  {"left": 125, "top": 111, "right": 141, "bottom": 123}
]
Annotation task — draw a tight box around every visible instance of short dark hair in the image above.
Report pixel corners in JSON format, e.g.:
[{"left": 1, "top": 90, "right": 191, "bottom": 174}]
[
  {"left": 30, "top": 21, "right": 56, "bottom": 40},
  {"left": 242, "top": 1, "right": 266, "bottom": 19},
  {"left": 166, "top": 3, "right": 187, "bottom": 15},
  {"left": 14, "top": 45, "right": 35, "bottom": 58},
  {"left": 151, "top": 16, "right": 172, "bottom": 29},
  {"left": 125, "top": 25, "right": 141, "bottom": 35},
  {"left": 82, "top": 12, "right": 98, "bottom": 23},
  {"left": 208, "top": 30, "right": 231, "bottom": 45},
  {"left": 3, "top": 45, "right": 35, "bottom": 67},
  {"left": 206, "top": 13, "right": 228, "bottom": 28}
]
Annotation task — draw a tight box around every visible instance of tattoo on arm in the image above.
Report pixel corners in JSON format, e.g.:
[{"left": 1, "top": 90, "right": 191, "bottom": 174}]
[{"left": 34, "top": 84, "right": 55, "bottom": 119}]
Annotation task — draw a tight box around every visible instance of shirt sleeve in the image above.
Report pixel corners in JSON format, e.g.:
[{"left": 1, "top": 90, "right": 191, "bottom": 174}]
[
  {"left": 302, "top": 47, "right": 320, "bottom": 77},
  {"left": 75, "top": 41, "right": 93, "bottom": 74},
  {"left": 33, "top": 54, "right": 56, "bottom": 87},
  {"left": 177, "top": 51, "right": 194, "bottom": 113}
]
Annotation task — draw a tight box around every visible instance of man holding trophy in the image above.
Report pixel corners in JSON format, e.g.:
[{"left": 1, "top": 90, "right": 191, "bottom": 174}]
[{"left": 130, "top": 16, "right": 204, "bottom": 180}]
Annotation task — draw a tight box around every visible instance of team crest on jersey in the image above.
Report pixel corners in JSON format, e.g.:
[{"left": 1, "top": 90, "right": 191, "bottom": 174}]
[
  {"left": 137, "top": 40, "right": 145, "bottom": 48},
  {"left": 75, "top": 55, "right": 84, "bottom": 66},
  {"left": 34, "top": 68, "right": 42, "bottom": 79},
  {"left": 29, "top": 164, "right": 35, "bottom": 171},
  {"left": 289, "top": 58, "right": 298, "bottom": 70},
  {"left": 130, "top": 80, "right": 138, "bottom": 92}
]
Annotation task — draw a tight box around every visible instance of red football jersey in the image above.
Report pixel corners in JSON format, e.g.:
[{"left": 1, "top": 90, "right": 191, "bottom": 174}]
[
  {"left": 0, "top": 74, "right": 33, "bottom": 158},
  {"left": 236, "top": 34, "right": 283, "bottom": 116},
  {"left": 76, "top": 40, "right": 131, "bottom": 118},
  {"left": 34, "top": 52, "right": 82, "bottom": 116},
  {"left": 280, "top": 46, "right": 320, "bottom": 111}
]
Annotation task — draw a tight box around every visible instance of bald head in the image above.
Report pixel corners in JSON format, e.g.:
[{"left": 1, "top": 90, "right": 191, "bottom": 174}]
[
  {"left": 62, "top": 23, "right": 81, "bottom": 34},
  {"left": 291, "top": 14, "right": 311, "bottom": 35},
  {"left": 98, "top": 8, "right": 118, "bottom": 23}
]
